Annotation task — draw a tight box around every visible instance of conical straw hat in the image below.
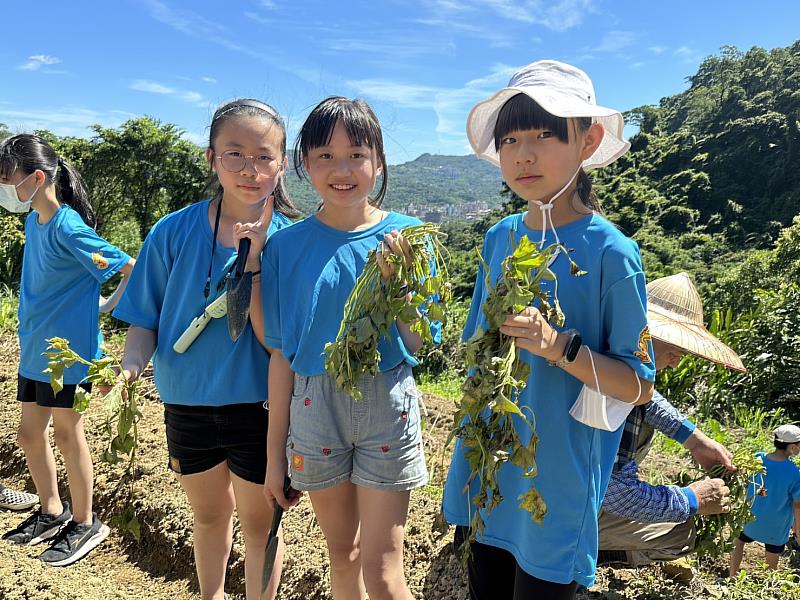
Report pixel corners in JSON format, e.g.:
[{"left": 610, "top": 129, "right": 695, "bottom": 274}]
[{"left": 647, "top": 272, "right": 745, "bottom": 372}]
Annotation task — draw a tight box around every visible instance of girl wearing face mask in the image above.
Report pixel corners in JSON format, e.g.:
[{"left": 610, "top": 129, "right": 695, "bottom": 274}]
[
  {"left": 0, "top": 134, "right": 134, "bottom": 566},
  {"left": 442, "top": 61, "right": 656, "bottom": 599}
]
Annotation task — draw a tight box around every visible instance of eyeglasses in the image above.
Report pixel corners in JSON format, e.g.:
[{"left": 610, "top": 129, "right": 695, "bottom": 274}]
[{"left": 216, "top": 150, "right": 281, "bottom": 176}]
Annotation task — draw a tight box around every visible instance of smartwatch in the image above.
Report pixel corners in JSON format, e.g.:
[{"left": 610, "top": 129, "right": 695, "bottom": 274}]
[{"left": 549, "top": 329, "right": 582, "bottom": 368}]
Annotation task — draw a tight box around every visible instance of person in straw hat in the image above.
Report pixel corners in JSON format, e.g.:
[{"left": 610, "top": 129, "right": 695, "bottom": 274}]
[
  {"left": 729, "top": 423, "right": 800, "bottom": 576},
  {"left": 442, "top": 59, "right": 655, "bottom": 599},
  {"left": 598, "top": 272, "right": 745, "bottom": 571}
]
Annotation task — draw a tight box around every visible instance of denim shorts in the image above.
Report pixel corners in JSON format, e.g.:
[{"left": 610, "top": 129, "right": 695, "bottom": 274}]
[{"left": 287, "top": 362, "right": 428, "bottom": 492}]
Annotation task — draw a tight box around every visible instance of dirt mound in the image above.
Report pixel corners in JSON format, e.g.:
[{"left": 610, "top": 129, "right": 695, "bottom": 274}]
[{"left": 0, "top": 334, "right": 467, "bottom": 600}]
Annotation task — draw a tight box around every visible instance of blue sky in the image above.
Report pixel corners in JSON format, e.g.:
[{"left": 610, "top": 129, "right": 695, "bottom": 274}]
[{"left": 2, "top": 0, "right": 799, "bottom": 164}]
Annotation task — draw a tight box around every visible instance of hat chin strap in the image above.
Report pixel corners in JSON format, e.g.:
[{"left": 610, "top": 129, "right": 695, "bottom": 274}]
[{"left": 530, "top": 167, "right": 581, "bottom": 249}]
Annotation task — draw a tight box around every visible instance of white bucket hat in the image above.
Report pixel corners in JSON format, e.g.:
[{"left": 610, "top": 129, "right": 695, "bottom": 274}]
[{"left": 466, "top": 60, "right": 630, "bottom": 170}]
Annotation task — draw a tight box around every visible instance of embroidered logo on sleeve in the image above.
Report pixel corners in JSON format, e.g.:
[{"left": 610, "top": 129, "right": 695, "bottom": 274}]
[
  {"left": 634, "top": 326, "right": 652, "bottom": 364},
  {"left": 291, "top": 453, "right": 305, "bottom": 473},
  {"left": 91, "top": 252, "right": 109, "bottom": 269}
]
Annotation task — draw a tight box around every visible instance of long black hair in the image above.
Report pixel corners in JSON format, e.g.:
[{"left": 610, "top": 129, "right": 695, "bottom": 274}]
[
  {"left": 0, "top": 134, "right": 96, "bottom": 227},
  {"left": 493, "top": 93, "right": 600, "bottom": 213},
  {"left": 208, "top": 98, "right": 300, "bottom": 219},
  {"left": 293, "top": 96, "right": 388, "bottom": 207}
]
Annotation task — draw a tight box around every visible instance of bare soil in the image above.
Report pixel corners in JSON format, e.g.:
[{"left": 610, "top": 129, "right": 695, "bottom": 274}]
[{"left": 0, "top": 333, "right": 792, "bottom": 599}]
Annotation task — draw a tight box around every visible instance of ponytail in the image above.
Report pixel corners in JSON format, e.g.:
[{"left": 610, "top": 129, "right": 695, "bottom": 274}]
[
  {"left": 576, "top": 168, "right": 602, "bottom": 214},
  {"left": 0, "top": 134, "right": 96, "bottom": 228},
  {"left": 55, "top": 156, "right": 96, "bottom": 228}
]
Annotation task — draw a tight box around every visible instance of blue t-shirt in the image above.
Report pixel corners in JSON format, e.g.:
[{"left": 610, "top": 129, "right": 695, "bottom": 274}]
[
  {"left": 262, "top": 212, "right": 441, "bottom": 376},
  {"left": 442, "top": 212, "right": 655, "bottom": 587},
  {"left": 113, "top": 199, "right": 292, "bottom": 406},
  {"left": 743, "top": 452, "right": 800, "bottom": 546},
  {"left": 18, "top": 205, "right": 130, "bottom": 384}
]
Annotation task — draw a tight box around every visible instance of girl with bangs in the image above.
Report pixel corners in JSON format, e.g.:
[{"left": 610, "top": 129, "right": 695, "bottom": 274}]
[
  {"left": 442, "top": 61, "right": 656, "bottom": 599},
  {"left": 260, "top": 96, "right": 435, "bottom": 600},
  {"left": 113, "top": 99, "right": 298, "bottom": 600}
]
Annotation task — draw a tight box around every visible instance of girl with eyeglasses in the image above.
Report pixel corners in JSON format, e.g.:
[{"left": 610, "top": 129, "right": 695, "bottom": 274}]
[{"left": 113, "top": 99, "right": 299, "bottom": 600}]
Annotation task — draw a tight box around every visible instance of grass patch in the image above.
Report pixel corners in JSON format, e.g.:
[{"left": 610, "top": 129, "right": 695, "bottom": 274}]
[
  {"left": 418, "top": 370, "right": 463, "bottom": 401},
  {"left": 0, "top": 285, "right": 18, "bottom": 333}
]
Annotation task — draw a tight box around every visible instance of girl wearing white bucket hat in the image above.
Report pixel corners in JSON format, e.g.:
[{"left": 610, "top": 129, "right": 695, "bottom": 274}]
[{"left": 443, "top": 60, "right": 656, "bottom": 598}]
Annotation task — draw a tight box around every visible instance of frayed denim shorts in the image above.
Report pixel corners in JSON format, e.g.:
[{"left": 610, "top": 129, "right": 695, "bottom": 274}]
[{"left": 287, "top": 362, "right": 428, "bottom": 492}]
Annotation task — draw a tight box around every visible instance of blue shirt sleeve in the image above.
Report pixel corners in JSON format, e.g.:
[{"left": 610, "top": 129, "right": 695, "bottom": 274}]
[
  {"left": 602, "top": 460, "right": 695, "bottom": 522},
  {"left": 112, "top": 225, "right": 169, "bottom": 331},
  {"left": 461, "top": 244, "right": 488, "bottom": 343},
  {"left": 59, "top": 216, "right": 131, "bottom": 283},
  {"left": 644, "top": 391, "right": 696, "bottom": 443},
  {"left": 600, "top": 244, "right": 655, "bottom": 383}
]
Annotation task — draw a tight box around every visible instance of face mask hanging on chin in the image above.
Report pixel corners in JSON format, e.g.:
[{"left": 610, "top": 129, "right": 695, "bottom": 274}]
[
  {"left": 0, "top": 173, "right": 38, "bottom": 213},
  {"left": 569, "top": 349, "right": 641, "bottom": 431}
]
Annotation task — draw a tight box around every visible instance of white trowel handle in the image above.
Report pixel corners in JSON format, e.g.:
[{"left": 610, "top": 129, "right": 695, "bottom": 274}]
[{"left": 173, "top": 312, "right": 212, "bottom": 353}]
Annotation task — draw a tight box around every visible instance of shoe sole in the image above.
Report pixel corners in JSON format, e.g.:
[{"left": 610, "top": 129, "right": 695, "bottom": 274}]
[
  {"left": 42, "top": 524, "right": 110, "bottom": 567},
  {"left": 0, "top": 501, "right": 38, "bottom": 511}
]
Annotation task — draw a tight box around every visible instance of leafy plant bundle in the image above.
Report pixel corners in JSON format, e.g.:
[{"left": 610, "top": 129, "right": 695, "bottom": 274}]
[
  {"left": 677, "top": 449, "right": 766, "bottom": 560},
  {"left": 324, "top": 223, "right": 451, "bottom": 400},
  {"left": 44, "top": 337, "right": 143, "bottom": 539},
  {"left": 448, "top": 234, "right": 585, "bottom": 551}
]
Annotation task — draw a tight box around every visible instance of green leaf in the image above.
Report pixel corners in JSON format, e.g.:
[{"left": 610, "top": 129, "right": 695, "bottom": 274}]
[{"left": 73, "top": 387, "right": 91, "bottom": 413}]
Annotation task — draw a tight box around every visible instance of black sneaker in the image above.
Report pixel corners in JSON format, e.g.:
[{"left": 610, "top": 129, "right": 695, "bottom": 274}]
[
  {"left": 2, "top": 501, "right": 71, "bottom": 545},
  {"left": 38, "top": 513, "right": 110, "bottom": 567}
]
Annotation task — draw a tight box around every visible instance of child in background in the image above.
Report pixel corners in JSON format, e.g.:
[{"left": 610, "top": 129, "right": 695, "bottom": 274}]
[
  {"left": 112, "top": 99, "right": 298, "bottom": 600},
  {"left": 442, "top": 60, "right": 655, "bottom": 599},
  {"left": 0, "top": 134, "right": 134, "bottom": 566},
  {"left": 729, "top": 424, "right": 800, "bottom": 576},
  {"left": 262, "top": 96, "right": 435, "bottom": 600}
]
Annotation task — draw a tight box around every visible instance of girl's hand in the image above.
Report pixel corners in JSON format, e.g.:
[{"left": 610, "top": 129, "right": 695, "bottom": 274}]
[
  {"left": 499, "top": 306, "right": 565, "bottom": 361},
  {"left": 264, "top": 459, "right": 301, "bottom": 511},
  {"left": 96, "top": 367, "right": 137, "bottom": 398},
  {"left": 233, "top": 195, "right": 274, "bottom": 272},
  {"left": 376, "top": 230, "right": 411, "bottom": 283}
]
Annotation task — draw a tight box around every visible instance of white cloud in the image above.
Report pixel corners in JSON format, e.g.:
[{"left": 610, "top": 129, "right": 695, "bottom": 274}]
[
  {"left": 347, "top": 63, "right": 519, "bottom": 142},
  {"left": 433, "top": 0, "right": 596, "bottom": 32},
  {"left": 649, "top": 45, "right": 667, "bottom": 54},
  {"left": 0, "top": 104, "right": 135, "bottom": 138},
  {"left": 592, "top": 30, "right": 638, "bottom": 53},
  {"left": 18, "top": 55, "right": 62, "bottom": 71},
  {"left": 129, "top": 79, "right": 208, "bottom": 106},
  {"left": 258, "top": 0, "right": 278, "bottom": 9},
  {"left": 201, "top": 76, "right": 217, "bottom": 83}
]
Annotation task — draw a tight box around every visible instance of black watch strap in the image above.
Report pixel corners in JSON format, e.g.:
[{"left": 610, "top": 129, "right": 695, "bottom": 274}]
[{"left": 549, "top": 329, "right": 582, "bottom": 367}]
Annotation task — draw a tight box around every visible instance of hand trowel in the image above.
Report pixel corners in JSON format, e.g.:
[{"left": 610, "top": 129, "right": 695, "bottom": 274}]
[{"left": 227, "top": 237, "right": 253, "bottom": 341}]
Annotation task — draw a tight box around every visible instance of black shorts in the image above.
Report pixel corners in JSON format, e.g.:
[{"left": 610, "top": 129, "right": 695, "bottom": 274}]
[
  {"left": 164, "top": 402, "right": 269, "bottom": 485},
  {"left": 17, "top": 375, "right": 92, "bottom": 409},
  {"left": 738, "top": 531, "right": 785, "bottom": 554},
  {"left": 455, "top": 526, "right": 578, "bottom": 600}
]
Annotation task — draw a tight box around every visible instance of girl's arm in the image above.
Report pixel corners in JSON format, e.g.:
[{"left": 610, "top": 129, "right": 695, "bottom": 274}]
[
  {"left": 793, "top": 500, "right": 800, "bottom": 543},
  {"left": 501, "top": 307, "right": 653, "bottom": 405},
  {"left": 120, "top": 324, "right": 157, "bottom": 382},
  {"left": 264, "top": 349, "right": 299, "bottom": 510},
  {"left": 99, "top": 258, "right": 136, "bottom": 313}
]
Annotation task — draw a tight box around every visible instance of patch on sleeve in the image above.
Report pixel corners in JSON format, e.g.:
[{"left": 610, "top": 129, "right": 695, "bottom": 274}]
[
  {"left": 633, "top": 326, "right": 652, "bottom": 364},
  {"left": 91, "top": 252, "right": 109, "bottom": 270}
]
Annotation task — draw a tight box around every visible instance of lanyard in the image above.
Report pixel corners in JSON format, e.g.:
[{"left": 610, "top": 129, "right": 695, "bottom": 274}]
[{"left": 203, "top": 197, "right": 224, "bottom": 305}]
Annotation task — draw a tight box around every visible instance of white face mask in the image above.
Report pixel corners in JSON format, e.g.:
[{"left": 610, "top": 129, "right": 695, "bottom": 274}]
[
  {"left": 569, "top": 349, "right": 640, "bottom": 431},
  {"left": 0, "top": 172, "right": 38, "bottom": 213}
]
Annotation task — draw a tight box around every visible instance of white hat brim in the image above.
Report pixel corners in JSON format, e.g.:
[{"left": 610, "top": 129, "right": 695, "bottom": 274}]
[{"left": 466, "top": 87, "right": 630, "bottom": 170}]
